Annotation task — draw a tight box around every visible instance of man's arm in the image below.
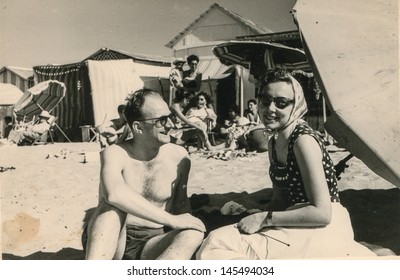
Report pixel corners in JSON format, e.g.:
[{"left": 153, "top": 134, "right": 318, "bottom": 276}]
[
  {"left": 100, "top": 145, "right": 205, "bottom": 232},
  {"left": 170, "top": 104, "right": 207, "bottom": 136},
  {"left": 115, "top": 125, "right": 130, "bottom": 143}
]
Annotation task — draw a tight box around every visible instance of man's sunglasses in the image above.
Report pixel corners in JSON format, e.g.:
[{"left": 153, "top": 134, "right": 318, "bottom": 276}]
[
  {"left": 136, "top": 114, "right": 172, "bottom": 127},
  {"left": 258, "top": 95, "right": 294, "bottom": 109}
]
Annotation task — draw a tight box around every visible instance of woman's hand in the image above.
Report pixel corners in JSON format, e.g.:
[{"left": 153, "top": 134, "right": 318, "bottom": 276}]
[{"left": 236, "top": 212, "right": 268, "bottom": 234}]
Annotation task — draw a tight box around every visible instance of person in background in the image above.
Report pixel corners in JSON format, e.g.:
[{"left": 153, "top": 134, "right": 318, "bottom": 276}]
[
  {"left": 246, "top": 99, "right": 261, "bottom": 125},
  {"left": 185, "top": 92, "right": 216, "bottom": 151},
  {"left": 84, "top": 88, "right": 205, "bottom": 260},
  {"left": 4, "top": 116, "right": 13, "bottom": 138},
  {"left": 218, "top": 105, "right": 252, "bottom": 154},
  {"left": 219, "top": 104, "right": 241, "bottom": 138},
  {"left": 169, "top": 91, "right": 210, "bottom": 147},
  {"left": 182, "top": 54, "right": 202, "bottom": 95},
  {"left": 197, "top": 68, "right": 375, "bottom": 259},
  {"left": 97, "top": 104, "right": 131, "bottom": 149},
  {"left": 169, "top": 58, "right": 186, "bottom": 93},
  {"left": 5, "top": 110, "right": 53, "bottom": 145}
]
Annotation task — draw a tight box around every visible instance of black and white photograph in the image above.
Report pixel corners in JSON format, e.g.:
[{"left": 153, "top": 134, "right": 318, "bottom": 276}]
[{"left": 0, "top": 0, "right": 399, "bottom": 277}]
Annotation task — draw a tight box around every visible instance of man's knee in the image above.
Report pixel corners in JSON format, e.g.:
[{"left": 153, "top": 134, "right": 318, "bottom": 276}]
[{"left": 85, "top": 203, "right": 127, "bottom": 253}]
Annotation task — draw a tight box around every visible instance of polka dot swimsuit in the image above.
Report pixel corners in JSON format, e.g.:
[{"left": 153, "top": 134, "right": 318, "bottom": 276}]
[{"left": 269, "top": 122, "right": 340, "bottom": 204}]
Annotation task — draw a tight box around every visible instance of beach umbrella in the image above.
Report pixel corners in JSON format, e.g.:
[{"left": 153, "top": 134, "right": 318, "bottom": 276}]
[
  {"left": 0, "top": 83, "right": 24, "bottom": 105},
  {"left": 213, "top": 41, "right": 309, "bottom": 79},
  {"left": 292, "top": 0, "right": 400, "bottom": 187},
  {"left": 14, "top": 80, "right": 66, "bottom": 120}
]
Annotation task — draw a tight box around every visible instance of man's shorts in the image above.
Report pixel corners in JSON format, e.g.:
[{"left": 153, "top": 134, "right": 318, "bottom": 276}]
[
  {"left": 81, "top": 225, "right": 165, "bottom": 260},
  {"left": 123, "top": 225, "right": 166, "bottom": 260}
]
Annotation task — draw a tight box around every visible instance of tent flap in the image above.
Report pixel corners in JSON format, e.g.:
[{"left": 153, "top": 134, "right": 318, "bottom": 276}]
[
  {"left": 293, "top": 0, "right": 400, "bottom": 187},
  {"left": 87, "top": 59, "right": 144, "bottom": 125}
]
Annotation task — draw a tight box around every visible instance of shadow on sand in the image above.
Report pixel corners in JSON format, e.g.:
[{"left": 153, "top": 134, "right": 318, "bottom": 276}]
[
  {"left": 190, "top": 188, "right": 400, "bottom": 255},
  {"left": 3, "top": 188, "right": 399, "bottom": 259}
]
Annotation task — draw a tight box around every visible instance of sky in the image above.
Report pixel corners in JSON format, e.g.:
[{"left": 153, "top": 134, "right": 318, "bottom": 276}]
[{"left": 0, "top": 0, "right": 297, "bottom": 68}]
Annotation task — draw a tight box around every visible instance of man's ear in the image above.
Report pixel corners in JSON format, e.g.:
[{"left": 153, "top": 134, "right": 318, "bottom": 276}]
[{"left": 131, "top": 121, "right": 143, "bottom": 134}]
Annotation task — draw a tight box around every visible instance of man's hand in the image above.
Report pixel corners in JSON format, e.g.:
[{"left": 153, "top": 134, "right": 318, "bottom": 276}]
[
  {"left": 236, "top": 212, "right": 268, "bottom": 234},
  {"left": 169, "top": 213, "right": 206, "bottom": 232}
]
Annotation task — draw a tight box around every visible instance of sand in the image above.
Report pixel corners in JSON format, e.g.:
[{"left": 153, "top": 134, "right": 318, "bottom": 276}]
[{"left": 1, "top": 142, "right": 399, "bottom": 259}]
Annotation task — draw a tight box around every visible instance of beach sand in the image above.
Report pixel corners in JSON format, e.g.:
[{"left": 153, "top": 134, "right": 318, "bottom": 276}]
[{"left": 1, "top": 142, "right": 399, "bottom": 259}]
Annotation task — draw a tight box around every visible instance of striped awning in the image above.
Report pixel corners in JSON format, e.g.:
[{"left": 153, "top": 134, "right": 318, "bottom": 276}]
[
  {"left": 14, "top": 80, "right": 66, "bottom": 120},
  {"left": 196, "top": 58, "right": 234, "bottom": 80}
]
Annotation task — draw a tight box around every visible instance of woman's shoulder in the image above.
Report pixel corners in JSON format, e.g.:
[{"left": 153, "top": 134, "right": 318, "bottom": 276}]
[
  {"left": 292, "top": 121, "right": 318, "bottom": 139},
  {"left": 291, "top": 122, "right": 325, "bottom": 152}
]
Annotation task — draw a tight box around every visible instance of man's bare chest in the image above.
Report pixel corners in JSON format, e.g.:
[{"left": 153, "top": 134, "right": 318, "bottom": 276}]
[{"left": 123, "top": 161, "right": 179, "bottom": 205}]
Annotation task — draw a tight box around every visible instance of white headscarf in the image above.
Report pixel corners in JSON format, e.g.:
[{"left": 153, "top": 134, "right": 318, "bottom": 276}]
[
  {"left": 283, "top": 75, "right": 308, "bottom": 130},
  {"left": 260, "top": 70, "right": 308, "bottom": 134}
]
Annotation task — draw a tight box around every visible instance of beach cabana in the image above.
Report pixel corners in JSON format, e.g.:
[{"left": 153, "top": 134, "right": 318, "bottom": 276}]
[
  {"left": 33, "top": 63, "right": 93, "bottom": 142},
  {"left": 165, "top": 3, "right": 273, "bottom": 122},
  {"left": 83, "top": 48, "right": 171, "bottom": 126},
  {"left": 0, "top": 83, "right": 24, "bottom": 138},
  {"left": 33, "top": 48, "right": 171, "bottom": 141},
  {"left": 0, "top": 66, "right": 34, "bottom": 93}
]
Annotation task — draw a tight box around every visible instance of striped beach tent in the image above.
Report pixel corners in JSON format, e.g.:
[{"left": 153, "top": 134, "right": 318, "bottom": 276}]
[{"left": 33, "top": 63, "right": 94, "bottom": 141}]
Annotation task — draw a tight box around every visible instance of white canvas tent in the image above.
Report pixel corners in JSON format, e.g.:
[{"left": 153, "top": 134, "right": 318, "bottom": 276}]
[{"left": 87, "top": 59, "right": 170, "bottom": 125}]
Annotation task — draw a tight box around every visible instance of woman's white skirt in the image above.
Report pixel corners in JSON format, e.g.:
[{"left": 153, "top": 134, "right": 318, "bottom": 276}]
[{"left": 196, "top": 203, "right": 376, "bottom": 260}]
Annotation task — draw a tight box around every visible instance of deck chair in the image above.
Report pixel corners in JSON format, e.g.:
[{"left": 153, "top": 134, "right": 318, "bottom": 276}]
[
  {"left": 17, "top": 116, "right": 57, "bottom": 146},
  {"left": 33, "top": 116, "right": 57, "bottom": 145}
]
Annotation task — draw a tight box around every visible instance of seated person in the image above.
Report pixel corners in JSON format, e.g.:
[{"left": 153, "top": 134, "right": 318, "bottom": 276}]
[
  {"left": 169, "top": 91, "right": 212, "bottom": 150},
  {"left": 197, "top": 69, "right": 376, "bottom": 260},
  {"left": 219, "top": 105, "right": 241, "bottom": 139},
  {"left": 185, "top": 92, "right": 217, "bottom": 150},
  {"left": 83, "top": 88, "right": 205, "bottom": 260},
  {"left": 97, "top": 104, "right": 131, "bottom": 148},
  {"left": 245, "top": 99, "right": 261, "bottom": 125},
  {"left": 225, "top": 117, "right": 252, "bottom": 151},
  {"left": 6, "top": 110, "right": 53, "bottom": 145}
]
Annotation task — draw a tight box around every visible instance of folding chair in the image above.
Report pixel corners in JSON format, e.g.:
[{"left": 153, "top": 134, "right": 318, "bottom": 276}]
[{"left": 32, "top": 116, "right": 57, "bottom": 145}]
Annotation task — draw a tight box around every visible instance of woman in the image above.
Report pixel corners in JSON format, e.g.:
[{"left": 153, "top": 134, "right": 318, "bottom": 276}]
[
  {"left": 169, "top": 91, "right": 211, "bottom": 150},
  {"left": 185, "top": 92, "right": 217, "bottom": 151},
  {"left": 182, "top": 54, "right": 202, "bottom": 94},
  {"left": 196, "top": 69, "right": 375, "bottom": 259}
]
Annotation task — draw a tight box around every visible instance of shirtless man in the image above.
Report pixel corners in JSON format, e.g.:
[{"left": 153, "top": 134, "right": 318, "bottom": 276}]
[{"left": 84, "top": 88, "right": 206, "bottom": 260}]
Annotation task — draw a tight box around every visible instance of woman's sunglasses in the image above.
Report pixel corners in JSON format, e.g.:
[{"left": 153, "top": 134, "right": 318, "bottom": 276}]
[
  {"left": 136, "top": 113, "right": 172, "bottom": 128},
  {"left": 258, "top": 95, "right": 294, "bottom": 109}
]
